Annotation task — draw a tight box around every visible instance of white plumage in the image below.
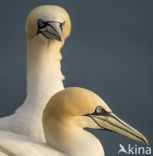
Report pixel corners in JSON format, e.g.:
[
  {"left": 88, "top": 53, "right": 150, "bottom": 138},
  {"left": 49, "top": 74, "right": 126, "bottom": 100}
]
[
  {"left": 0, "top": 87, "right": 148, "bottom": 156},
  {"left": 0, "top": 130, "right": 62, "bottom": 156},
  {"left": 0, "top": 5, "right": 71, "bottom": 142}
]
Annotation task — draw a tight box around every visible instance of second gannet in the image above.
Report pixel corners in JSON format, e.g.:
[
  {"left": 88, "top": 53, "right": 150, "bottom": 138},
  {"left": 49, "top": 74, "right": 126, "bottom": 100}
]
[
  {"left": 0, "top": 5, "right": 71, "bottom": 142},
  {"left": 0, "top": 87, "right": 148, "bottom": 156}
]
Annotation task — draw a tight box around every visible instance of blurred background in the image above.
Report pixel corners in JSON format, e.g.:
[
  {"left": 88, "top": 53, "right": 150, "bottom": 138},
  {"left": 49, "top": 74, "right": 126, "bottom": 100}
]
[{"left": 0, "top": 0, "right": 152, "bottom": 155}]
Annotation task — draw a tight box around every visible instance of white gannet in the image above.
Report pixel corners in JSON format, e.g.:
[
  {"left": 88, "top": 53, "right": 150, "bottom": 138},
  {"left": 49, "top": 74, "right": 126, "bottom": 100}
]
[
  {"left": 0, "top": 5, "right": 71, "bottom": 142},
  {"left": 0, "top": 87, "right": 148, "bottom": 156}
]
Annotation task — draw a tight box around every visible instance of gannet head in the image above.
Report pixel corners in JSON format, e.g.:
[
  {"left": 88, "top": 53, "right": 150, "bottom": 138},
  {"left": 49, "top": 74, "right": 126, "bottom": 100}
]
[
  {"left": 43, "top": 87, "right": 148, "bottom": 146},
  {"left": 25, "top": 5, "right": 71, "bottom": 42}
]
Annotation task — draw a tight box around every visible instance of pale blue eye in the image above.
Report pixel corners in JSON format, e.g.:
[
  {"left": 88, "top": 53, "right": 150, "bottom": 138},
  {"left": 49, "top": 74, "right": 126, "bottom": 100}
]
[{"left": 95, "top": 106, "right": 104, "bottom": 114}]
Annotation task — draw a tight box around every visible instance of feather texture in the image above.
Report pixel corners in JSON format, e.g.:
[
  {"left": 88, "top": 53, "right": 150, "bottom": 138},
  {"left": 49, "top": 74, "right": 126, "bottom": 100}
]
[{"left": 0, "top": 5, "right": 71, "bottom": 142}]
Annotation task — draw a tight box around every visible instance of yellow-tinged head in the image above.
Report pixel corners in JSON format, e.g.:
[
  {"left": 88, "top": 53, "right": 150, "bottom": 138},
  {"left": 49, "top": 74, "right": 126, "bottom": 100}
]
[
  {"left": 25, "top": 5, "right": 71, "bottom": 41},
  {"left": 44, "top": 87, "right": 111, "bottom": 118},
  {"left": 43, "top": 87, "right": 148, "bottom": 146}
]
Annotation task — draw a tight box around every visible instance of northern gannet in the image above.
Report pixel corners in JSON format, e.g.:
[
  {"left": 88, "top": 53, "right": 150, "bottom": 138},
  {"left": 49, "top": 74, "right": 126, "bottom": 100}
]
[
  {"left": 0, "top": 5, "right": 71, "bottom": 142},
  {"left": 0, "top": 87, "right": 148, "bottom": 156}
]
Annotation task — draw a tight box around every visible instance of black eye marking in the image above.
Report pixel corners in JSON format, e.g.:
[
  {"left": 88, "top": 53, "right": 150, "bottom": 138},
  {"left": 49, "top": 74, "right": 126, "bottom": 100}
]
[
  {"left": 83, "top": 106, "right": 106, "bottom": 117},
  {"left": 94, "top": 106, "right": 105, "bottom": 115},
  {"left": 60, "top": 21, "right": 65, "bottom": 31},
  {"left": 37, "top": 19, "right": 47, "bottom": 29},
  {"left": 95, "top": 106, "right": 104, "bottom": 114}
]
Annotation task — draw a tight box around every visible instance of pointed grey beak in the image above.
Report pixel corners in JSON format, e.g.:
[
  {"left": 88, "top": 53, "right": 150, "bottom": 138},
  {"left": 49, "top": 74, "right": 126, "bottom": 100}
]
[
  {"left": 90, "top": 112, "right": 148, "bottom": 145},
  {"left": 37, "top": 19, "right": 64, "bottom": 41}
]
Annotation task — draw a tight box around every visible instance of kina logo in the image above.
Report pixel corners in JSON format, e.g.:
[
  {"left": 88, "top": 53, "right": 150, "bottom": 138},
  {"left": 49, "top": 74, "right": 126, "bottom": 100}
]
[{"left": 118, "top": 144, "right": 151, "bottom": 155}]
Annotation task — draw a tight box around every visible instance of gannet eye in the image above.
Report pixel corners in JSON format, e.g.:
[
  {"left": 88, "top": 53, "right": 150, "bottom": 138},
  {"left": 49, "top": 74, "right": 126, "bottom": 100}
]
[
  {"left": 60, "top": 21, "right": 65, "bottom": 31},
  {"left": 95, "top": 106, "right": 104, "bottom": 114},
  {"left": 38, "top": 19, "right": 47, "bottom": 29}
]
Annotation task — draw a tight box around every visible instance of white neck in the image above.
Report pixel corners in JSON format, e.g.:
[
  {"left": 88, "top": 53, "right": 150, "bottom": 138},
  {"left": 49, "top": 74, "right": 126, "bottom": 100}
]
[
  {"left": 17, "top": 37, "right": 64, "bottom": 112},
  {"left": 44, "top": 117, "right": 104, "bottom": 156}
]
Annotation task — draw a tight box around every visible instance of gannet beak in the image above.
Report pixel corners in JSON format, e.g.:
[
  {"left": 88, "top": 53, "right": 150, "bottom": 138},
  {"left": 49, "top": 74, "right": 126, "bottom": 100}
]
[
  {"left": 37, "top": 19, "right": 64, "bottom": 41},
  {"left": 90, "top": 112, "right": 148, "bottom": 145}
]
